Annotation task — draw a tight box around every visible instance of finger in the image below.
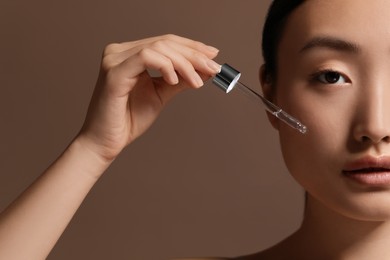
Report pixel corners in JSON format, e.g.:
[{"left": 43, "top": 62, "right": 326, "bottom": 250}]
[
  {"left": 167, "top": 41, "right": 221, "bottom": 75},
  {"left": 150, "top": 34, "right": 220, "bottom": 59},
  {"left": 103, "top": 35, "right": 221, "bottom": 81},
  {"left": 121, "top": 41, "right": 220, "bottom": 87},
  {"left": 105, "top": 34, "right": 219, "bottom": 59},
  {"left": 108, "top": 46, "right": 210, "bottom": 89},
  {"left": 152, "top": 71, "right": 214, "bottom": 107},
  {"left": 148, "top": 43, "right": 206, "bottom": 88},
  {"left": 106, "top": 48, "right": 179, "bottom": 97}
]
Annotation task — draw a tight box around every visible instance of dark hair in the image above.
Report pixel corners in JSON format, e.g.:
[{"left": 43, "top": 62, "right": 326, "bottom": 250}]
[{"left": 262, "top": 0, "right": 305, "bottom": 80}]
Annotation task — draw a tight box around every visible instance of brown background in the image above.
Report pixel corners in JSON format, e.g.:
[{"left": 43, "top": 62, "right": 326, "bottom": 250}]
[{"left": 0, "top": 0, "right": 304, "bottom": 259}]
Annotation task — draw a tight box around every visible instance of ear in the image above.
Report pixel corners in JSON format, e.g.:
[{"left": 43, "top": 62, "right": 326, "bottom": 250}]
[{"left": 259, "top": 65, "right": 280, "bottom": 131}]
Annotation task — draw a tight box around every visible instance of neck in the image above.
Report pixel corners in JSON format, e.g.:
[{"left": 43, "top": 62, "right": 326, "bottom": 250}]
[{"left": 290, "top": 194, "right": 390, "bottom": 260}]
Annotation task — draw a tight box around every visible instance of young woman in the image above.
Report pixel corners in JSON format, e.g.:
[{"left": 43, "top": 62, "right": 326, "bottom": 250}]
[{"left": 2, "top": 0, "right": 390, "bottom": 259}]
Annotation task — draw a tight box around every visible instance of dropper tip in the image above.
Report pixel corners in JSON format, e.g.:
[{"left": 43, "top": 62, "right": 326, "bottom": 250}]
[{"left": 298, "top": 124, "right": 308, "bottom": 134}]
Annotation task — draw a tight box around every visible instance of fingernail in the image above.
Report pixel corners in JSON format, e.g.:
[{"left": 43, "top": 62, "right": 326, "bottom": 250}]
[
  {"left": 207, "top": 60, "right": 222, "bottom": 74},
  {"left": 194, "top": 73, "right": 204, "bottom": 88},
  {"left": 170, "top": 73, "right": 179, "bottom": 85},
  {"left": 206, "top": 45, "right": 219, "bottom": 53}
]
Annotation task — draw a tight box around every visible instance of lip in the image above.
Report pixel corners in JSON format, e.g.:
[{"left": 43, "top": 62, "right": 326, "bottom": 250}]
[{"left": 343, "top": 156, "right": 390, "bottom": 186}]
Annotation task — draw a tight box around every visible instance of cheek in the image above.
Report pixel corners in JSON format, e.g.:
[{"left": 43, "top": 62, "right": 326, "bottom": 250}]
[
  {"left": 276, "top": 87, "right": 352, "bottom": 191},
  {"left": 279, "top": 121, "right": 343, "bottom": 183}
]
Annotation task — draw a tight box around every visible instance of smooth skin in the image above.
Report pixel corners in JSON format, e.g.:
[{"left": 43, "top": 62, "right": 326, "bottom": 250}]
[
  {"left": 255, "top": 0, "right": 390, "bottom": 259},
  {"left": 0, "top": 34, "right": 221, "bottom": 259}
]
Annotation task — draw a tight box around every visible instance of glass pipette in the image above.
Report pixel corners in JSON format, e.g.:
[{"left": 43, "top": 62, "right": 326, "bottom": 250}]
[{"left": 212, "top": 63, "right": 307, "bottom": 134}]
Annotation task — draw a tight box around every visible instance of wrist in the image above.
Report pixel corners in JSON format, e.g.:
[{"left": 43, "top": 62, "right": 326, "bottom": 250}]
[
  {"left": 68, "top": 135, "right": 116, "bottom": 179},
  {"left": 77, "top": 129, "right": 125, "bottom": 158}
]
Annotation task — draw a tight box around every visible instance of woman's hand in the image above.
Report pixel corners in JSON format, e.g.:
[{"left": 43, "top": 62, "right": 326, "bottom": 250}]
[
  {"left": 76, "top": 34, "right": 221, "bottom": 162},
  {"left": 0, "top": 34, "right": 221, "bottom": 259}
]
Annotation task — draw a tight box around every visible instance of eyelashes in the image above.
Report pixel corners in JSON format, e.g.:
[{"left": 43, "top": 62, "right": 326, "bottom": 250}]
[{"left": 309, "top": 69, "right": 351, "bottom": 86}]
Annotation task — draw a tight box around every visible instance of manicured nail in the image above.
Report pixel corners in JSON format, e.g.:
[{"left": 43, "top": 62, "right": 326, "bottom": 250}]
[
  {"left": 194, "top": 73, "right": 204, "bottom": 87},
  {"left": 207, "top": 60, "right": 222, "bottom": 74},
  {"left": 206, "top": 45, "right": 219, "bottom": 53},
  {"left": 170, "top": 72, "right": 179, "bottom": 85}
]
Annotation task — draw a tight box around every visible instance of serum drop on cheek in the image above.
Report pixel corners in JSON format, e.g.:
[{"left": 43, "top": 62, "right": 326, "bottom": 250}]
[{"left": 212, "top": 63, "right": 307, "bottom": 134}]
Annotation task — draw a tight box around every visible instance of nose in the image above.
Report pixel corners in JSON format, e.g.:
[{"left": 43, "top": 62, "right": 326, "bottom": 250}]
[{"left": 353, "top": 86, "right": 390, "bottom": 144}]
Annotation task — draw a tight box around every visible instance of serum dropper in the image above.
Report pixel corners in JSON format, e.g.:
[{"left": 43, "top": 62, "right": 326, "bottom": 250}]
[{"left": 212, "top": 63, "right": 307, "bottom": 134}]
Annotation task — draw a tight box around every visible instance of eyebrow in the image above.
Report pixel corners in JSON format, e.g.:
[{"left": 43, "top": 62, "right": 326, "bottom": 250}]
[{"left": 299, "top": 36, "right": 361, "bottom": 54}]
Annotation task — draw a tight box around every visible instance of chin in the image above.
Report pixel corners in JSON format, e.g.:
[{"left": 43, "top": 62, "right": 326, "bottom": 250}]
[{"left": 322, "top": 192, "right": 390, "bottom": 222}]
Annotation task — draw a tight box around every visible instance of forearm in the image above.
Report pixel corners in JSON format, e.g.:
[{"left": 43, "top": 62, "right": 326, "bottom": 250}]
[{"left": 0, "top": 137, "right": 112, "bottom": 259}]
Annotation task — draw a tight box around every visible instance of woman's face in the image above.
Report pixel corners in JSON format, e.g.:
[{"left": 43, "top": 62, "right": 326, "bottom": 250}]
[{"left": 271, "top": 0, "right": 390, "bottom": 220}]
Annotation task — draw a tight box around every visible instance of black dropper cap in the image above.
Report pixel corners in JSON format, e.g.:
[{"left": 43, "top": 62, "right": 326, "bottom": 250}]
[{"left": 212, "top": 63, "right": 241, "bottom": 93}]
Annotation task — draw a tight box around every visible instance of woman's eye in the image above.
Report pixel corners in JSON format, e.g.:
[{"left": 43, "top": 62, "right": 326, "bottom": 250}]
[{"left": 315, "top": 70, "right": 348, "bottom": 84}]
